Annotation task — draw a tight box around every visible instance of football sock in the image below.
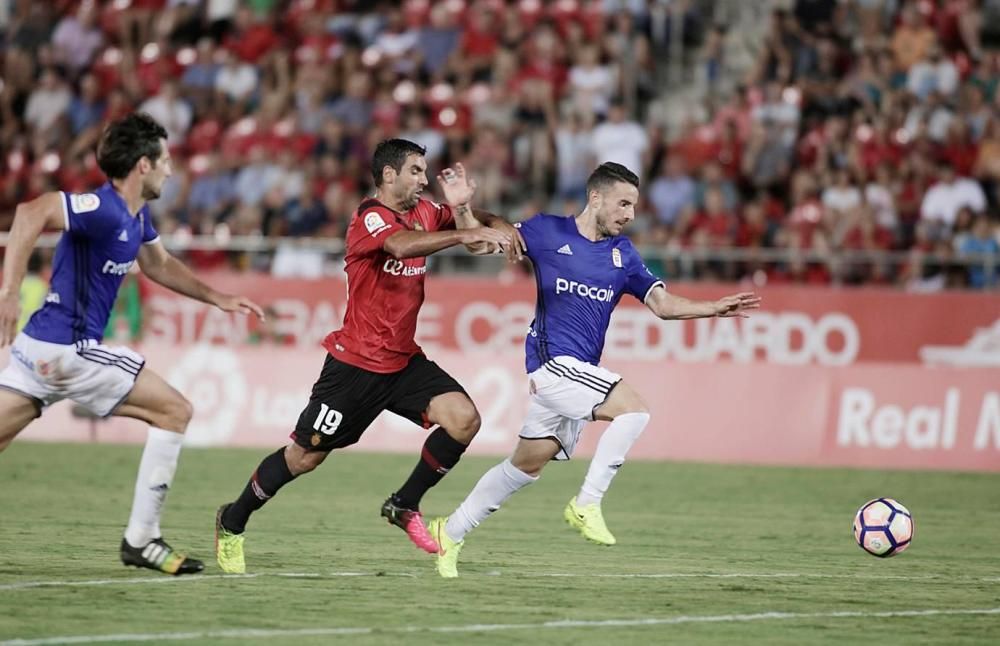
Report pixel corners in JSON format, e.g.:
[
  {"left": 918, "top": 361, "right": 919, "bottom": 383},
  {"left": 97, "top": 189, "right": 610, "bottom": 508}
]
[
  {"left": 444, "top": 458, "right": 537, "bottom": 542},
  {"left": 124, "top": 428, "right": 184, "bottom": 548},
  {"left": 222, "top": 447, "right": 297, "bottom": 534},
  {"left": 393, "top": 427, "right": 468, "bottom": 510},
  {"left": 576, "top": 412, "right": 650, "bottom": 506}
]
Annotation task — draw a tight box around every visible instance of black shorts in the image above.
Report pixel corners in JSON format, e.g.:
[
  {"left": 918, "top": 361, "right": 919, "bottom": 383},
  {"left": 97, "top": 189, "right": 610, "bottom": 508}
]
[{"left": 291, "top": 353, "right": 468, "bottom": 451}]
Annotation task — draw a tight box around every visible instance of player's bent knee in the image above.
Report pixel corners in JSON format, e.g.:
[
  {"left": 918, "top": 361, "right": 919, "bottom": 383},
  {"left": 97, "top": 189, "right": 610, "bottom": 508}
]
[
  {"left": 285, "top": 444, "right": 327, "bottom": 475},
  {"left": 512, "top": 457, "right": 547, "bottom": 478},
  {"left": 630, "top": 401, "right": 650, "bottom": 416},
  {"left": 463, "top": 407, "right": 482, "bottom": 433},
  {"left": 433, "top": 395, "right": 481, "bottom": 443},
  {"left": 450, "top": 406, "right": 480, "bottom": 443},
  {"left": 157, "top": 396, "right": 194, "bottom": 432},
  {"left": 596, "top": 382, "right": 649, "bottom": 420}
]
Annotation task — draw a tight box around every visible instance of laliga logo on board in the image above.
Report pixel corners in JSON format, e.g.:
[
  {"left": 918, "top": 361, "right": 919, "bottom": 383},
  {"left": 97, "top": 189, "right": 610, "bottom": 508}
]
[{"left": 168, "top": 347, "right": 247, "bottom": 446}]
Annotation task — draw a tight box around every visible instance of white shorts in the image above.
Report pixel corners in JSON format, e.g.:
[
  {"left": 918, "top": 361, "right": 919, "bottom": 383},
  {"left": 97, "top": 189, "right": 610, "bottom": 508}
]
[
  {"left": 0, "top": 333, "right": 145, "bottom": 417},
  {"left": 518, "top": 356, "right": 621, "bottom": 460}
]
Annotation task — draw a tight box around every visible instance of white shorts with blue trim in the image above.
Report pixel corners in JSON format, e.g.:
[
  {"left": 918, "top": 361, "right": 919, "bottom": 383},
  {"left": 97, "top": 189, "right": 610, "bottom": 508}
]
[
  {"left": 518, "top": 355, "right": 622, "bottom": 460},
  {"left": 0, "top": 333, "right": 145, "bottom": 417}
]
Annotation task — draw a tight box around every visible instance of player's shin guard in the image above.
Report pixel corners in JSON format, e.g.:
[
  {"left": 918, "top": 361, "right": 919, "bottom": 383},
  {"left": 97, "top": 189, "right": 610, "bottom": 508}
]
[
  {"left": 444, "top": 458, "right": 537, "bottom": 543},
  {"left": 392, "top": 427, "right": 468, "bottom": 510},
  {"left": 576, "top": 412, "right": 650, "bottom": 506},
  {"left": 221, "top": 447, "right": 297, "bottom": 534},
  {"left": 124, "top": 428, "right": 183, "bottom": 548}
]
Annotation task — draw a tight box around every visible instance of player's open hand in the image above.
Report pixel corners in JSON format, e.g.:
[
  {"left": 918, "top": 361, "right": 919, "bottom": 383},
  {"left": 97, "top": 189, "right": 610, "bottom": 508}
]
[
  {"left": 438, "top": 162, "right": 477, "bottom": 207},
  {"left": 0, "top": 289, "right": 20, "bottom": 347},
  {"left": 714, "top": 292, "right": 761, "bottom": 318},
  {"left": 213, "top": 293, "right": 266, "bottom": 321}
]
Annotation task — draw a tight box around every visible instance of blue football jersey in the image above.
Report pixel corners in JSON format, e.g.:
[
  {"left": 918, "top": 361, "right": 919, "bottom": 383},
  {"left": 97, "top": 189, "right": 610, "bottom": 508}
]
[
  {"left": 23, "top": 183, "right": 159, "bottom": 344},
  {"left": 516, "top": 213, "right": 664, "bottom": 373}
]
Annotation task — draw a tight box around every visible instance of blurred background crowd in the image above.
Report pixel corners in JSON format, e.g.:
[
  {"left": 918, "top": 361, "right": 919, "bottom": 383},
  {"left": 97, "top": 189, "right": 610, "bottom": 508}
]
[{"left": 1, "top": 0, "right": 999, "bottom": 289}]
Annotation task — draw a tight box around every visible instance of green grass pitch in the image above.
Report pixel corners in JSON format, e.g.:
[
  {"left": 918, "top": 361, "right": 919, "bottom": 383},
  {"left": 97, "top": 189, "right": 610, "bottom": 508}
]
[{"left": 1, "top": 442, "right": 999, "bottom": 645}]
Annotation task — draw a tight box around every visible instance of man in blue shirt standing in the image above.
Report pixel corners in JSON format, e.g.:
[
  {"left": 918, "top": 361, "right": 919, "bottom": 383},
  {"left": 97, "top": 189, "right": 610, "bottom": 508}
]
[
  {"left": 0, "top": 113, "right": 263, "bottom": 575},
  {"left": 427, "top": 162, "right": 761, "bottom": 577}
]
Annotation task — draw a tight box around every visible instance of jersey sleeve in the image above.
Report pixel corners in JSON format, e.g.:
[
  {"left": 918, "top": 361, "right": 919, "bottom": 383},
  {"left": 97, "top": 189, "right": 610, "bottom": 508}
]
[
  {"left": 61, "top": 191, "right": 117, "bottom": 239},
  {"left": 350, "top": 205, "right": 407, "bottom": 256},
  {"left": 426, "top": 200, "right": 454, "bottom": 231},
  {"left": 622, "top": 241, "right": 665, "bottom": 302},
  {"left": 513, "top": 214, "right": 548, "bottom": 262},
  {"left": 140, "top": 207, "right": 160, "bottom": 244}
]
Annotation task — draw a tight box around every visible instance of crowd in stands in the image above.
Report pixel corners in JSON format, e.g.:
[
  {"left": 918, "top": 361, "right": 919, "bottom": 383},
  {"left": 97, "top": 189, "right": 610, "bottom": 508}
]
[{"left": 0, "top": 0, "right": 998, "bottom": 289}]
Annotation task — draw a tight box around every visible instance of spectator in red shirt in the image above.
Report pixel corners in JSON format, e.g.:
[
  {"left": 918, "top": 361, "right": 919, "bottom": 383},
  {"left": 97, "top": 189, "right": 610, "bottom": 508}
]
[
  {"left": 223, "top": 6, "right": 280, "bottom": 64},
  {"left": 460, "top": 6, "right": 500, "bottom": 77}
]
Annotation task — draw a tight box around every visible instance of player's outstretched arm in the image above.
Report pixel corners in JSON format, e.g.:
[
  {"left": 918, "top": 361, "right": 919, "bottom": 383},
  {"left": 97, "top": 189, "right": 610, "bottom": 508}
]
[
  {"left": 382, "top": 227, "right": 513, "bottom": 260},
  {"left": 136, "top": 241, "right": 265, "bottom": 321},
  {"left": 0, "top": 192, "right": 66, "bottom": 346},
  {"left": 644, "top": 285, "right": 761, "bottom": 320},
  {"left": 470, "top": 208, "right": 526, "bottom": 260}
]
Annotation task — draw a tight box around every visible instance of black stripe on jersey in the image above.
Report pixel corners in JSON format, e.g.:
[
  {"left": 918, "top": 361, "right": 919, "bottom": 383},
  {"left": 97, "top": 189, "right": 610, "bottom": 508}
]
[
  {"left": 549, "top": 358, "right": 614, "bottom": 389},
  {"left": 542, "top": 362, "right": 607, "bottom": 395},
  {"left": 547, "top": 359, "right": 614, "bottom": 393},
  {"left": 82, "top": 347, "right": 143, "bottom": 372},
  {"left": 531, "top": 261, "right": 551, "bottom": 363}
]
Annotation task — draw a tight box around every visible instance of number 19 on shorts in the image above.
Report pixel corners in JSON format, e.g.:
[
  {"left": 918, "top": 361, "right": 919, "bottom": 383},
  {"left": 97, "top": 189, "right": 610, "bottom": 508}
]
[{"left": 313, "top": 403, "right": 343, "bottom": 435}]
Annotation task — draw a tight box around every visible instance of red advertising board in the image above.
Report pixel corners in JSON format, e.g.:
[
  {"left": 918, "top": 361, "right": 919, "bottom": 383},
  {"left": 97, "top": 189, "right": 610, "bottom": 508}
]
[
  {"left": 139, "top": 274, "right": 1000, "bottom": 367},
  {"left": 11, "top": 345, "right": 999, "bottom": 472}
]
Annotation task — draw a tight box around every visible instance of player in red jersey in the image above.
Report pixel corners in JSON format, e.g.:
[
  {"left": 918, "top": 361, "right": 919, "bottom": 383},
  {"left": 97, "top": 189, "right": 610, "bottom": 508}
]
[{"left": 214, "top": 139, "right": 523, "bottom": 572}]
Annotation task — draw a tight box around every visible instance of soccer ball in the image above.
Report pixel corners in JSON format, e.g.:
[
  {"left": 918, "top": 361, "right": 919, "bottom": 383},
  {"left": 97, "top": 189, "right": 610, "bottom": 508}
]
[{"left": 853, "top": 498, "right": 914, "bottom": 557}]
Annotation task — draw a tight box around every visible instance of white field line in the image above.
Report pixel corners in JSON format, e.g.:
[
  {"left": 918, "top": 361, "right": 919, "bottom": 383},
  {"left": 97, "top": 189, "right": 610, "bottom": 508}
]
[
  {"left": 0, "top": 569, "right": 992, "bottom": 592},
  {"left": 2, "top": 608, "right": 999, "bottom": 645}
]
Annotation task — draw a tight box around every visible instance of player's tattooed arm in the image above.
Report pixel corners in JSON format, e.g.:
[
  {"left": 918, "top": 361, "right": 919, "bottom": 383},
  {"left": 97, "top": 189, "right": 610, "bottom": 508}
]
[
  {"left": 137, "top": 241, "right": 265, "bottom": 320},
  {"left": 645, "top": 286, "right": 761, "bottom": 320},
  {"left": 0, "top": 192, "right": 66, "bottom": 345},
  {"left": 437, "top": 164, "right": 493, "bottom": 255},
  {"left": 438, "top": 162, "right": 524, "bottom": 259}
]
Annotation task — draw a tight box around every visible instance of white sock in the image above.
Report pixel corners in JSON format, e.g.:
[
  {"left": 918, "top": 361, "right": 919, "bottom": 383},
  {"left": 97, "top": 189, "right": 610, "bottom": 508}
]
[
  {"left": 444, "top": 458, "right": 537, "bottom": 543},
  {"left": 576, "top": 412, "right": 650, "bottom": 507},
  {"left": 124, "top": 428, "right": 184, "bottom": 548}
]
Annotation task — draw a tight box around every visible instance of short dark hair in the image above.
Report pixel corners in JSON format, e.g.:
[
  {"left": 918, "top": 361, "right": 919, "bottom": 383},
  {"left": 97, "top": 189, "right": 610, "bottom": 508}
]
[
  {"left": 371, "top": 139, "right": 426, "bottom": 187},
  {"left": 586, "top": 162, "right": 640, "bottom": 196},
  {"left": 97, "top": 112, "right": 168, "bottom": 180}
]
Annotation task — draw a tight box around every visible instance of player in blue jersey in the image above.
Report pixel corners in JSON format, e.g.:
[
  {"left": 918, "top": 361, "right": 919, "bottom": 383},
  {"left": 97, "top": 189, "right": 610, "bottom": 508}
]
[
  {"left": 0, "top": 113, "right": 264, "bottom": 575},
  {"left": 426, "top": 162, "right": 761, "bottom": 577}
]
